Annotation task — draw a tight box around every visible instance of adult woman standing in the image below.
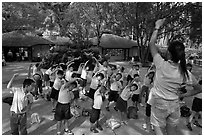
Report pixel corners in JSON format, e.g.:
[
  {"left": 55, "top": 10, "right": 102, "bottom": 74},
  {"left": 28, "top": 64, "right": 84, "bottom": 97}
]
[{"left": 149, "top": 18, "right": 201, "bottom": 135}]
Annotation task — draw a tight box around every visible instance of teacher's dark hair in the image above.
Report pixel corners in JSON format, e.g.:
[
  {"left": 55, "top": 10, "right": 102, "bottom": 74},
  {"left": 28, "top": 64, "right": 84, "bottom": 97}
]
[{"left": 168, "top": 41, "right": 189, "bottom": 81}]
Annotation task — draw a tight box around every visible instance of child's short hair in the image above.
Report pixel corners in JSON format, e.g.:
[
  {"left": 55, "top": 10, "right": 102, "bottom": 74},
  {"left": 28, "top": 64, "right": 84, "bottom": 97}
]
[
  {"left": 35, "top": 63, "right": 40, "bottom": 68},
  {"left": 57, "top": 70, "right": 64, "bottom": 76},
  {"left": 133, "top": 64, "right": 139, "bottom": 68},
  {"left": 121, "top": 66, "right": 125, "bottom": 72},
  {"left": 133, "top": 74, "right": 140, "bottom": 78},
  {"left": 131, "top": 83, "right": 138, "bottom": 90},
  {"left": 23, "top": 79, "right": 35, "bottom": 88},
  {"left": 96, "top": 73, "right": 105, "bottom": 80}
]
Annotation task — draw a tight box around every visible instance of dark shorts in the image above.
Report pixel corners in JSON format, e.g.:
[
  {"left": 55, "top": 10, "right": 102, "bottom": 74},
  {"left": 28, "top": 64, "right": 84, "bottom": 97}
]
[
  {"left": 141, "top": 85, "right": 149, "bottom": 102},
  {"left": 81, "top": 78, "right": 87, "bottom": 88},
  {"left": 131, "top": 94, "right": 140, "bottom": 102},
  {"left": 72, "top": 90, "right": 80, "bottom": 99},
  {"left": 87, "top": 88, "right": 96, "bottom": 100},
  {"left": 50, "top": 88, "right": 59, "bottom": 100},
  {"left": 50, "top": 81, "right": 54, "bottom": 87},
  {"left": 116, "top": 97, "right": 127, "bottom": 113},
  {"left": 146, "top": 103, "right": 151, "bottom": 117},
  {"left": 90, "top": 108, "right": 101, "bottom": 123},
  {"left": 44, "top": 74, "right": 50, "bottom": 81},
  {"left": 108, "top": 91, "right": 119, "bottom": 102},
  {"left": 127, "top": 75, "right": 133, "bottom": 83},
  {"left": 192, "top": 97, "right": 202, "bottom": 112},
  {"left": 55, "top": 102, "right": 72, "bottom": 121}
]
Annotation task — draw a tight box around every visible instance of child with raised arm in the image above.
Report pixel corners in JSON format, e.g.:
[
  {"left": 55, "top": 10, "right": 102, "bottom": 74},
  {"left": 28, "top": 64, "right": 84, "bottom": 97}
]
[
  {"left": 106, "top": 73, "right": 123, "bottom": 112},
  {"left": 90, "top": 86, "right": 107, "bottom": 133},
  {"left": 50, "top": 70, "right": 65, "bottom": 112},
  {"left": 7, "top": 73, "right": 35, "bottom": 135},
  {"left": 55, "top": 80, "right": 78, "bottom": 135},
  {"left": 115, "top": 81, "right": 138, "bottom": 125}
]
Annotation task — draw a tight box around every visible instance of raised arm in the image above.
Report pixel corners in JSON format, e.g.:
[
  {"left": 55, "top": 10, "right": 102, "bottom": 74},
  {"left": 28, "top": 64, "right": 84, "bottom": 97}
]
[
  {"left": 7, "top": 73, "right": 19, "bottom": 89},
  {"left": 27, "top": 64, "right": 33, "bottom": 78},
  {"left": 149, "top": 18, "right": 166, "bottom": 58},
  {"left": 83, "top": 60, "right": 89, "bottom": 70}
]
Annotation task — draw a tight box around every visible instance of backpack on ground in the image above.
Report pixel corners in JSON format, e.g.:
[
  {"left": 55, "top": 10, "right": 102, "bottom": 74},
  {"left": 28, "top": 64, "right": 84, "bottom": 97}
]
[
  {"left": 127, "top": 106, "right": 138, "bottom": 119},
  {"left": 180, "top": 105, "right": 191, "bottom": 117}
]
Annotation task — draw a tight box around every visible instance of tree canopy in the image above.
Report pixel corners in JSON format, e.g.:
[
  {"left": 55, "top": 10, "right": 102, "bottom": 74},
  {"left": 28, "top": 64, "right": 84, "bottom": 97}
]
[{"left": 2, "top": 2, "right": 202, "bottom": 63}]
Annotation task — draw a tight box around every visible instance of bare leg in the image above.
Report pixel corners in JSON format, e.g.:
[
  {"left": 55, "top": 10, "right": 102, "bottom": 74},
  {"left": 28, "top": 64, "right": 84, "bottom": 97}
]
[
  {"left": 166, "top": 124, "right": 177, "bottom": 135},
  {"left": 153, "top": 125, "right": 166, "bottom": 135},
  {"left": 57, "top": 121, "right": 62, "bottom": 135}
]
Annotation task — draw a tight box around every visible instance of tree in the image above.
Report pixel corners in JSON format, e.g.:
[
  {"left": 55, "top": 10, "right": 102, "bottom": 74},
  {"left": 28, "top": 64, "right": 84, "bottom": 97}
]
[{"left": 2, "top": 2, "right": 47, "bottom": 33}]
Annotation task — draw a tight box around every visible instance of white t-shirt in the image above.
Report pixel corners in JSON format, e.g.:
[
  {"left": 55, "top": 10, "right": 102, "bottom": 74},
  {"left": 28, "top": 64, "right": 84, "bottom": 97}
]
[
  {"left": 45, "top": 68, "right": 52, "bottom": 75},
  {"left": 151, "top": 53, "right": 185, "bottom": 100},
  {"left": 10, "top": 87, "right": 33, "bottom": 113},
  {"left": 90, "top": 77, "right": 100, "bottom": 90},
  {"left": 120, "top": 86, "right": 133, "bottom": 101},
  {"left": 93, "top": 88, "right": 103, "bottom": 109},
  {"left": 65, "top": 70, "right": 73, "bottom": 82},
  {"left": 53, "top": 78, "right": 64, "bottom": 90},
  {"left": 58, "top": 85, "right": 74, "bottom": 104},
  {"left": 81, "top": 69, "right": 87, "bottom": 79},
  {"left": 110, "top": 81, "right": 122, "bottom": 91}
]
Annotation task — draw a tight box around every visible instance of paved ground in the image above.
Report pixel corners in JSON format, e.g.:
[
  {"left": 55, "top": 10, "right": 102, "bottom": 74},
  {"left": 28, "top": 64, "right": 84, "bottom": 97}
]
[{"left": 2, "top": 62, "right": 202, "bottom": 135}]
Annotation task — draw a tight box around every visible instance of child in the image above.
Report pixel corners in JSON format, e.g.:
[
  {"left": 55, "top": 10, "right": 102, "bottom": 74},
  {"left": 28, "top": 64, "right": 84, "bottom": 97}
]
[
  {"left": 7, "top": 73, "right": 35, "bottom": 135},
  {"left": 117, "top": 66, "right": 125, "bottom": 86},
  {"left": 80, "top": 61, "right": 89, "bottom": 90},
  {"left": 55, "top": 81, "right": 78, "bottom": 135},
  {"left": 106, "top": 73, "right": 123, "bottom": 111},
  {"left": 186, "top": 78, "right": 202, "bottom": 131},
  {"left": 116, "top": 82, "right": 138, "bottom": 125},
  {"left": 90, "top": 86, "right": 107, "bottom": 133},
  {"left": 65, "top": 63, "right": 74, "bottom": 82},
  {"left": 131, "top": 74, "right": 142, "bottom": 109},
  {"left": 141, "top": 71, "right": 155, "bottom": 132},
  {"left": 86, "top": 71, "right": 105, "bottom": 101},
  {"left": 50, "top": 70, "right": 65, "bottom": 112},
  {"left": 127, "top": 64, "right": 140, "bottom": 84}
]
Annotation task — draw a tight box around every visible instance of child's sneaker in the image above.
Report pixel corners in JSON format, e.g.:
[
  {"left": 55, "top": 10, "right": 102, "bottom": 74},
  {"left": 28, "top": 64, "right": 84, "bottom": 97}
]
[
  {"left": 193, "top": 121, "right": 202, "bottom": 128},
  {"left": 90, "top": 127, "right": 99, "bottom": 133},
  {"left": 186, "top": 122, "right": 193, "bottom": 131},
  {"left": 142, "top": 123, "right": 147, "bottom": 130},
  {"left": 96, "top": 124, "right": 103, "bottom": 131},
  {"left": 64, "top": 130, "right": 74, "bottom": 135}
]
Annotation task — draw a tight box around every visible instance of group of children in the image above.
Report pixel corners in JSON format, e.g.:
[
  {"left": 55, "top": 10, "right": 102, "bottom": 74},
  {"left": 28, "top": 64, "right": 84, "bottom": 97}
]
[{"left": 29, "top": 55, "right": 158, "bottom": 135}]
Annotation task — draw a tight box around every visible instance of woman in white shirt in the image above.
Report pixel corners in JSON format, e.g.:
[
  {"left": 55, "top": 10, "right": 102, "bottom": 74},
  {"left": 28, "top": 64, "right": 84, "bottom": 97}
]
[{"left": 149, "top": 18, "right": 201, "bottom": 135}]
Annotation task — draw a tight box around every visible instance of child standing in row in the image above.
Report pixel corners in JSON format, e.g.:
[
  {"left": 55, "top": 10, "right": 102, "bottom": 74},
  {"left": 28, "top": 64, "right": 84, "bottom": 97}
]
[
  {"left": 50, "top": 70, "right": 65, "bottom": 112},
  {"left": 90, "top": 86, "right": 107, "bottom": 133},
  {"left": 106, "top": 73, "right": 123, "bottom": 111},
  {"left": 116, "top": 82, "right": 138, "bottom": 125},
  {"left": 55, "top": 81, "right": 78, "bottom": 135}
]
